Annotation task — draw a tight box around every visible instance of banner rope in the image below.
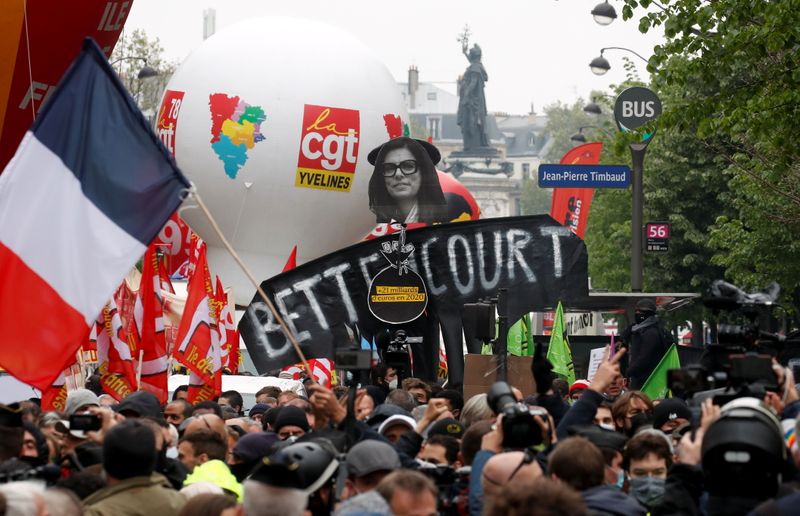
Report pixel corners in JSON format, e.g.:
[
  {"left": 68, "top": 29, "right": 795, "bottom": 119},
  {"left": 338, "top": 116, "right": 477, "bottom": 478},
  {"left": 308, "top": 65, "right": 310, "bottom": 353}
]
[{"left": 188, "top": 185, "right": 313, "bottom": 376}]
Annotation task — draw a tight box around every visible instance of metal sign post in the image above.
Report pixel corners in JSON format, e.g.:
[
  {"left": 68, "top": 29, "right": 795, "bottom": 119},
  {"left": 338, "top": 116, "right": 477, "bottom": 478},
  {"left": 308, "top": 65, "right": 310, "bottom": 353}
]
[{"left": 614, "top": 87, "right": 662, "bottom": 292}]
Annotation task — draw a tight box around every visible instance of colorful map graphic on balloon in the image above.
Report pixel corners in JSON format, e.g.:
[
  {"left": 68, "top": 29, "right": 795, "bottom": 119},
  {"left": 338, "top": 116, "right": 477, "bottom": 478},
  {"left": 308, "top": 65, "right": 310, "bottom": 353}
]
[{"left": 209, "top": 93, "right": 266, "bottom": 179}]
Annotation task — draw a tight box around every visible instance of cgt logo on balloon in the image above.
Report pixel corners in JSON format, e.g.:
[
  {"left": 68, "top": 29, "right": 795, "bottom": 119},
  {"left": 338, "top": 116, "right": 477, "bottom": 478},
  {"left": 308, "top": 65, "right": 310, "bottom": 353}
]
[
  {"left": 156, "top": 90, "right": 185, "bottom": 157},
  {"left": 295, "top": 104, "right": 359, "bottom": 192}
]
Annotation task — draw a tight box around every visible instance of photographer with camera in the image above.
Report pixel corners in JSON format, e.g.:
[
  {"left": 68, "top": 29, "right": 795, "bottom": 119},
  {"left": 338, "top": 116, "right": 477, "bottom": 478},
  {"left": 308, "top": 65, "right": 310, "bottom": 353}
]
[{"left": 466, "top": 380, "right": 555, "bottom": 516}]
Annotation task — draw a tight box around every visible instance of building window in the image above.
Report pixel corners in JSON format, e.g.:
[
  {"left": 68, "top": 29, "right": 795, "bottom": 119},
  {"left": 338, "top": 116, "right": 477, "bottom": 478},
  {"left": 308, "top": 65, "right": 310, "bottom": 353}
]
[
  {"left": 522, "top": 163, "right": 530, "bottom": 179},
  {"left": 527, "top": 133, "right": 536, "bottom": 147},
  {"left": 427, "top": 92, "right": 437, "bottom": 101},
  {"left": 427, "top": 117, "right": 441, "bottom": 140}
]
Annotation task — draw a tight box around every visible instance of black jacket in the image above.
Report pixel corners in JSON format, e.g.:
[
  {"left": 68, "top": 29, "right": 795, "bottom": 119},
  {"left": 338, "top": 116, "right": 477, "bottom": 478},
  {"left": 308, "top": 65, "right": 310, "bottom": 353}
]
[
  {"left": 621, "top": 316, "right": 674, "bottom": 389},
  {"left": 583, "top": 485, "right": 647, "bottom": 516}
]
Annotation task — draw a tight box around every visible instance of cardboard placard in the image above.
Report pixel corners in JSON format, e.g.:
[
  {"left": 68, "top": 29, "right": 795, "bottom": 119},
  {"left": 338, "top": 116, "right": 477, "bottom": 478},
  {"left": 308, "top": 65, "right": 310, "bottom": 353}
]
[{"left": 462, "top": 353, "right": 535, "bottom": 402}]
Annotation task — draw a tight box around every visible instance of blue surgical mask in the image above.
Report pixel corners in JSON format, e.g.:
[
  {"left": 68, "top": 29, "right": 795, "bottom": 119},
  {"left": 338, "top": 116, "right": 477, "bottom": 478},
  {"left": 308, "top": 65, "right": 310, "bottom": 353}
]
[{"left": 615, "top": 469, "right": 625, "bottom": 490}]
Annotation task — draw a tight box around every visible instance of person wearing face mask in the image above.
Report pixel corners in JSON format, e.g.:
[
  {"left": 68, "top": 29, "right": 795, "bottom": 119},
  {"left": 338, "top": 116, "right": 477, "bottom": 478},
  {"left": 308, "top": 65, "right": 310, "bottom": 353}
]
[
  {"left": 548, "top": 436, "right": 646, "bottom": 516},
  {"left": 612, "top": 391, "right": 655, "bottom": 437},
  {"left": 622, "top": 431, "right": 672, "bottom": 509},
  {"left": 620, "top": 299, "right": 676, "bottom": 390},
  {"left": 370, "top": 363, "right": 399, "bottom": 396}
]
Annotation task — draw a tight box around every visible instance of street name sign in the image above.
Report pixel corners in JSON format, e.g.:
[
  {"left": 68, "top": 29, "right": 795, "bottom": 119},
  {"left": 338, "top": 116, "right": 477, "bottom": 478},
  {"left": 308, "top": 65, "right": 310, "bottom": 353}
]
[{"left": 538, "top": 164, "right": 631, "bottom": 188}]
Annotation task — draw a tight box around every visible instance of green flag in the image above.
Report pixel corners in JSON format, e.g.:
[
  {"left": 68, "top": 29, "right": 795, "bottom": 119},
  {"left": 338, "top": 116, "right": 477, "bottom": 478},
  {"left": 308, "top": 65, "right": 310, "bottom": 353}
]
[
  {"left": 508, "top": 313, "right": 533, "bottom": 356},
  {"left": 641, "top": 344, "right": 681, "bottom": 400},
  {"left": 546, "top": 302, "right": 575, "bottom": 384}
]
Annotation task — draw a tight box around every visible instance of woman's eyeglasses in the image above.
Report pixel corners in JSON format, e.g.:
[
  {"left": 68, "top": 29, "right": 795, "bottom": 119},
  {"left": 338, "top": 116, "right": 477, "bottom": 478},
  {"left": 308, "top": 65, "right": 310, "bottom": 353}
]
[{"left": 381, "top": 159, "right": 418, "bottom": 177}]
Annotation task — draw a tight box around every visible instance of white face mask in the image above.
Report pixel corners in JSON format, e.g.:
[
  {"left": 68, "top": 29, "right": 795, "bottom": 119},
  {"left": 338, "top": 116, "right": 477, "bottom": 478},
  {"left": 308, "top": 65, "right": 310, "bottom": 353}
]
[
  {"left": 166, "top": 446, "right": 179, "bottom": 460},
  {"left": 388, "top": 379, "right": 398, "bottom": 390},
  {"left": 599, "top": 423, "right": 616, "bottom": 432}
]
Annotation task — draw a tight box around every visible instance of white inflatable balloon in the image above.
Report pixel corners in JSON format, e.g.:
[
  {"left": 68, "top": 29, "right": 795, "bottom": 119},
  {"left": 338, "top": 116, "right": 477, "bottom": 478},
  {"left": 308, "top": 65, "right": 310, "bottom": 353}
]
[{"left": 157, "top": 17, "right": 407, "bottom": 304}]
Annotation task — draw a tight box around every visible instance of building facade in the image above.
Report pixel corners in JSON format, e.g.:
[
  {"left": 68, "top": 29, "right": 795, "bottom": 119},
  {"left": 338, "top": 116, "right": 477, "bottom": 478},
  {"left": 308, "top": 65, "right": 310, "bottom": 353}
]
[{"left": 398, "top": 67, "right": 550, "bottom": 218}]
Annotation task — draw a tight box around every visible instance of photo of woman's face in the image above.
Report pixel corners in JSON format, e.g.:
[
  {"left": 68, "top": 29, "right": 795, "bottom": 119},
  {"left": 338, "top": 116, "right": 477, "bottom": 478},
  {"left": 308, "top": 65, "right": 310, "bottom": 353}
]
[{"left": 382, "top": 147, "right": 421, "bottom": 203}]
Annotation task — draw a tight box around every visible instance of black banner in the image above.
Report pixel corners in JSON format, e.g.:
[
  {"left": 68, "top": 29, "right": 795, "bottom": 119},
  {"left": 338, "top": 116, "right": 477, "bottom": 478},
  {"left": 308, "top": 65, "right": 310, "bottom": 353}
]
[{"left": 239, "top": 215, "right": 588, "bottom": 385}]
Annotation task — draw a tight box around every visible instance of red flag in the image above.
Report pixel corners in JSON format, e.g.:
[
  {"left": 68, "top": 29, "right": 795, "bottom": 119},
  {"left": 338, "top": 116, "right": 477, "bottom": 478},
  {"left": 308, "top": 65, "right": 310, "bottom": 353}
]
[
  {"left": 177, "top": 233, "right": 206, "bottom": 279},
  {"left": 282, "top": 245, "right": 298, "bottom": 272},
  {"left": 95, "top": 301, "right": 136, "bottom": 401},
  {"left": 154, "top": 213, "right": 195, "bottom": 277},
  {"left": 133, "top": 245, "right": 169, "bottom": 402},
  {"left": 281, "top": 359, "right": 335, "bottom": 388},
  {"left": 41, "top": 369, "right": 69, "bottom": 412},
  {"left": 215, "top": 277, "right": 240, "bottom": 374},
  {"left": 173, "top": 246, "right": 222, "bottom": 402},
  {"left": 549, "top": 142, "right": 603, "bottom": 239}
]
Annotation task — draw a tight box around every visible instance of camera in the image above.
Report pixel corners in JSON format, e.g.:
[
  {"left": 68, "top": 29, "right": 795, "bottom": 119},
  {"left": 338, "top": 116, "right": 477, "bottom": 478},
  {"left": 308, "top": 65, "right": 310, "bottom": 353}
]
[
  {"left": 487, "top": 381, "right": 547, "bottom": 449},
  {"left": 69, "top": 413, "right": 102, "bottom": 432},
  {"left": 333, "top": 350, "right": 372, "bottom": 371},
  {"left": 377, "top": 329, "right": 422, "bottom": 381},
  {"left": 417, "top": 463, "right": 469, "bottom": 516},
  {"left": 668, "top": 280, "right": 798, "bottom": 405}
]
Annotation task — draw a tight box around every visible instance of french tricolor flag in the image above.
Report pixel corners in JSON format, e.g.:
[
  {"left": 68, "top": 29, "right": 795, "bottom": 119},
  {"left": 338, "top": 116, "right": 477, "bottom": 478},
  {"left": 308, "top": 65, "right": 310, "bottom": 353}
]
[{"left": 0, "top": 39, "right": 190, "bottom": 390}]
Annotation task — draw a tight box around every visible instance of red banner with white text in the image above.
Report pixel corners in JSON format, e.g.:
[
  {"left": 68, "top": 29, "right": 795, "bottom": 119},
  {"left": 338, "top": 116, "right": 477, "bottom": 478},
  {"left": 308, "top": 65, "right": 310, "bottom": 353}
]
[{"left": 549, "top": 142, "right": 603, "bottom": 239}]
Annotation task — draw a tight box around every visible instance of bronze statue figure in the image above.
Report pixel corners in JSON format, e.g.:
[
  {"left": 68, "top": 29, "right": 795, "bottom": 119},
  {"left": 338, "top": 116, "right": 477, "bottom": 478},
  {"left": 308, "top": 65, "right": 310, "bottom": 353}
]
[{"left": 457, "top": 43, "right": 489, "bottom": 151}]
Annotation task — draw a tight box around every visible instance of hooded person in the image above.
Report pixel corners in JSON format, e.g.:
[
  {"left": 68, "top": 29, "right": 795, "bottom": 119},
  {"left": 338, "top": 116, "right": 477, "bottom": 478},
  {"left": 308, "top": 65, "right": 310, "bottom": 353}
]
[
  {"left": 620, "top": 299, "right": 675, "bottom": 389},
  {"left": 367, "top": 137, "right": 448, "bottom": 225}
]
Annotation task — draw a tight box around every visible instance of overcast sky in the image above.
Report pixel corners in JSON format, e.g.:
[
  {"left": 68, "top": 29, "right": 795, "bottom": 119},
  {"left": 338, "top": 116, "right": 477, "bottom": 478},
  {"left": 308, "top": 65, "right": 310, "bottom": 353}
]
[{"left": 123, "top": 0, "right": 664, "bottom": 114}]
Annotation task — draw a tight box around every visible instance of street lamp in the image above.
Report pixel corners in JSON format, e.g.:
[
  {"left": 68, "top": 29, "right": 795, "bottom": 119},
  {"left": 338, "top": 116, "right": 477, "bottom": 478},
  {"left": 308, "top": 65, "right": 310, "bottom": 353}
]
[
  {"left": 589, "top": 47, "right": 649, "bottom": 75},
  {"left": 591, "top": 1, "right": 617, "bottom": 26},
  {"left": 583, "top": 101, "right": 602, "bottom": 115},
  {"left": 570, "top": 125, "right": 613, "bottom": 142},
  {"left": 109, "top": 56, "right": 158, "bottom": 80},
  {"left": 584, "top": 94, "right": 616, "bottom": 115}
]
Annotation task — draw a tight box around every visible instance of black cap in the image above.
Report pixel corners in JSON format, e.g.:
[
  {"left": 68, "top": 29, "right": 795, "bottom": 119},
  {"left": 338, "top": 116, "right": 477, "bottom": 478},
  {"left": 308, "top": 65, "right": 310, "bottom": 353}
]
[
  {"left": 653, "top": 398, "right": 692, "bottom": 430},
  {"left": 0, "top": 403, "right": 23, "bottom": 427},
  {"left": 568, "top": 425, "right": 628, "bottom": 452},
  {"left": 114, "top": 391, "right": 162, "bottom": 419},
  {"left": 635, "top": 298, "right": 657, "bottom": 312},
  {"left": 427, "top": 418, "right": 464, "bottom": 439},
  {"left": 233, "top": 432, "right": 280, "bottom": 462},
  {"left": 273, "top": 406, "right": 310, "bottom": 433},
  {"left": 367, "top": 137, "right": 441, "bottom": 166}
]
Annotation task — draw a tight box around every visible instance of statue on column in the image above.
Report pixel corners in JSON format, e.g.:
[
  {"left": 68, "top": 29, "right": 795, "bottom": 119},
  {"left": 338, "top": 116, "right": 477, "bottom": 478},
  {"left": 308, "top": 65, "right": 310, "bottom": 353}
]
[{"left": 457, "top": 36, "right": 490, "bottom": 152}]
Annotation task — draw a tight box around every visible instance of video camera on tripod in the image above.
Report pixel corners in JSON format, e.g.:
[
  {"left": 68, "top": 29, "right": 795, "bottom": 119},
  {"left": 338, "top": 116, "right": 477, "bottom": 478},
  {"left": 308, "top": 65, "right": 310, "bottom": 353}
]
[
  {"left": 668, "top": 280, "right": 800, "bottom": 405},
  {"left": 375, "top": 329, "right": 422, "bottom": 381}
]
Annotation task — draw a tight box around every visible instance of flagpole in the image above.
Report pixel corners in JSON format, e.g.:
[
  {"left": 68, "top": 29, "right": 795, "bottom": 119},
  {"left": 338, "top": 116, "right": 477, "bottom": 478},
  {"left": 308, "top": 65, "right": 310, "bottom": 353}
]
[
  {"left": 190, "top": 189, "right": 313, "bottom": 375},
  {"left": 136, "top": 349, "right": 144, "bottom": 391}
]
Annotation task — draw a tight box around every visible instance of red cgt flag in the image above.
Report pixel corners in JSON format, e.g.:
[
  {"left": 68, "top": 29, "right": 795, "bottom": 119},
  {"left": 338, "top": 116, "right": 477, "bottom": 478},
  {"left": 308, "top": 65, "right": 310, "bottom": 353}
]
[
  {"left": 173, "top": 244, "right": 222, "bottom": 402},
  {"left": 132, "top": 245, "right": 170, "bottom": 403},
  {"left": 95, "top": 300, "right": 136, "bottom": 401}
]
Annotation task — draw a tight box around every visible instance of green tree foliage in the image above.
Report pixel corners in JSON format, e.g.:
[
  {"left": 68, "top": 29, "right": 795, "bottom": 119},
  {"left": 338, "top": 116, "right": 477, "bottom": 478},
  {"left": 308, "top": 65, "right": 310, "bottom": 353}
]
[
  {"left": 110, "top": 29, "right": 178, "bottom": 119},
  {"left": 621, "top": 0, "right": 800, "bottom": 295},
  {"left": 520, "top": 97, "right": 617, "bottom": 216},
  {"left": 519, "top": 178, "right": 551, "bottom": 215},
  {"left": 541, "top": 97, "right": 613, "bottom": 163}
]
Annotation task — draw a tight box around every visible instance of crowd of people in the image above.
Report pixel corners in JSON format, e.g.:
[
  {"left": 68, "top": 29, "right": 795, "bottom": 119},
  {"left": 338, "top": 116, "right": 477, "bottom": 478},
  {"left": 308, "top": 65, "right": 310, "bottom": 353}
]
[{"left": 1, "top": 344, "right": 800, "bottom": 516}]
